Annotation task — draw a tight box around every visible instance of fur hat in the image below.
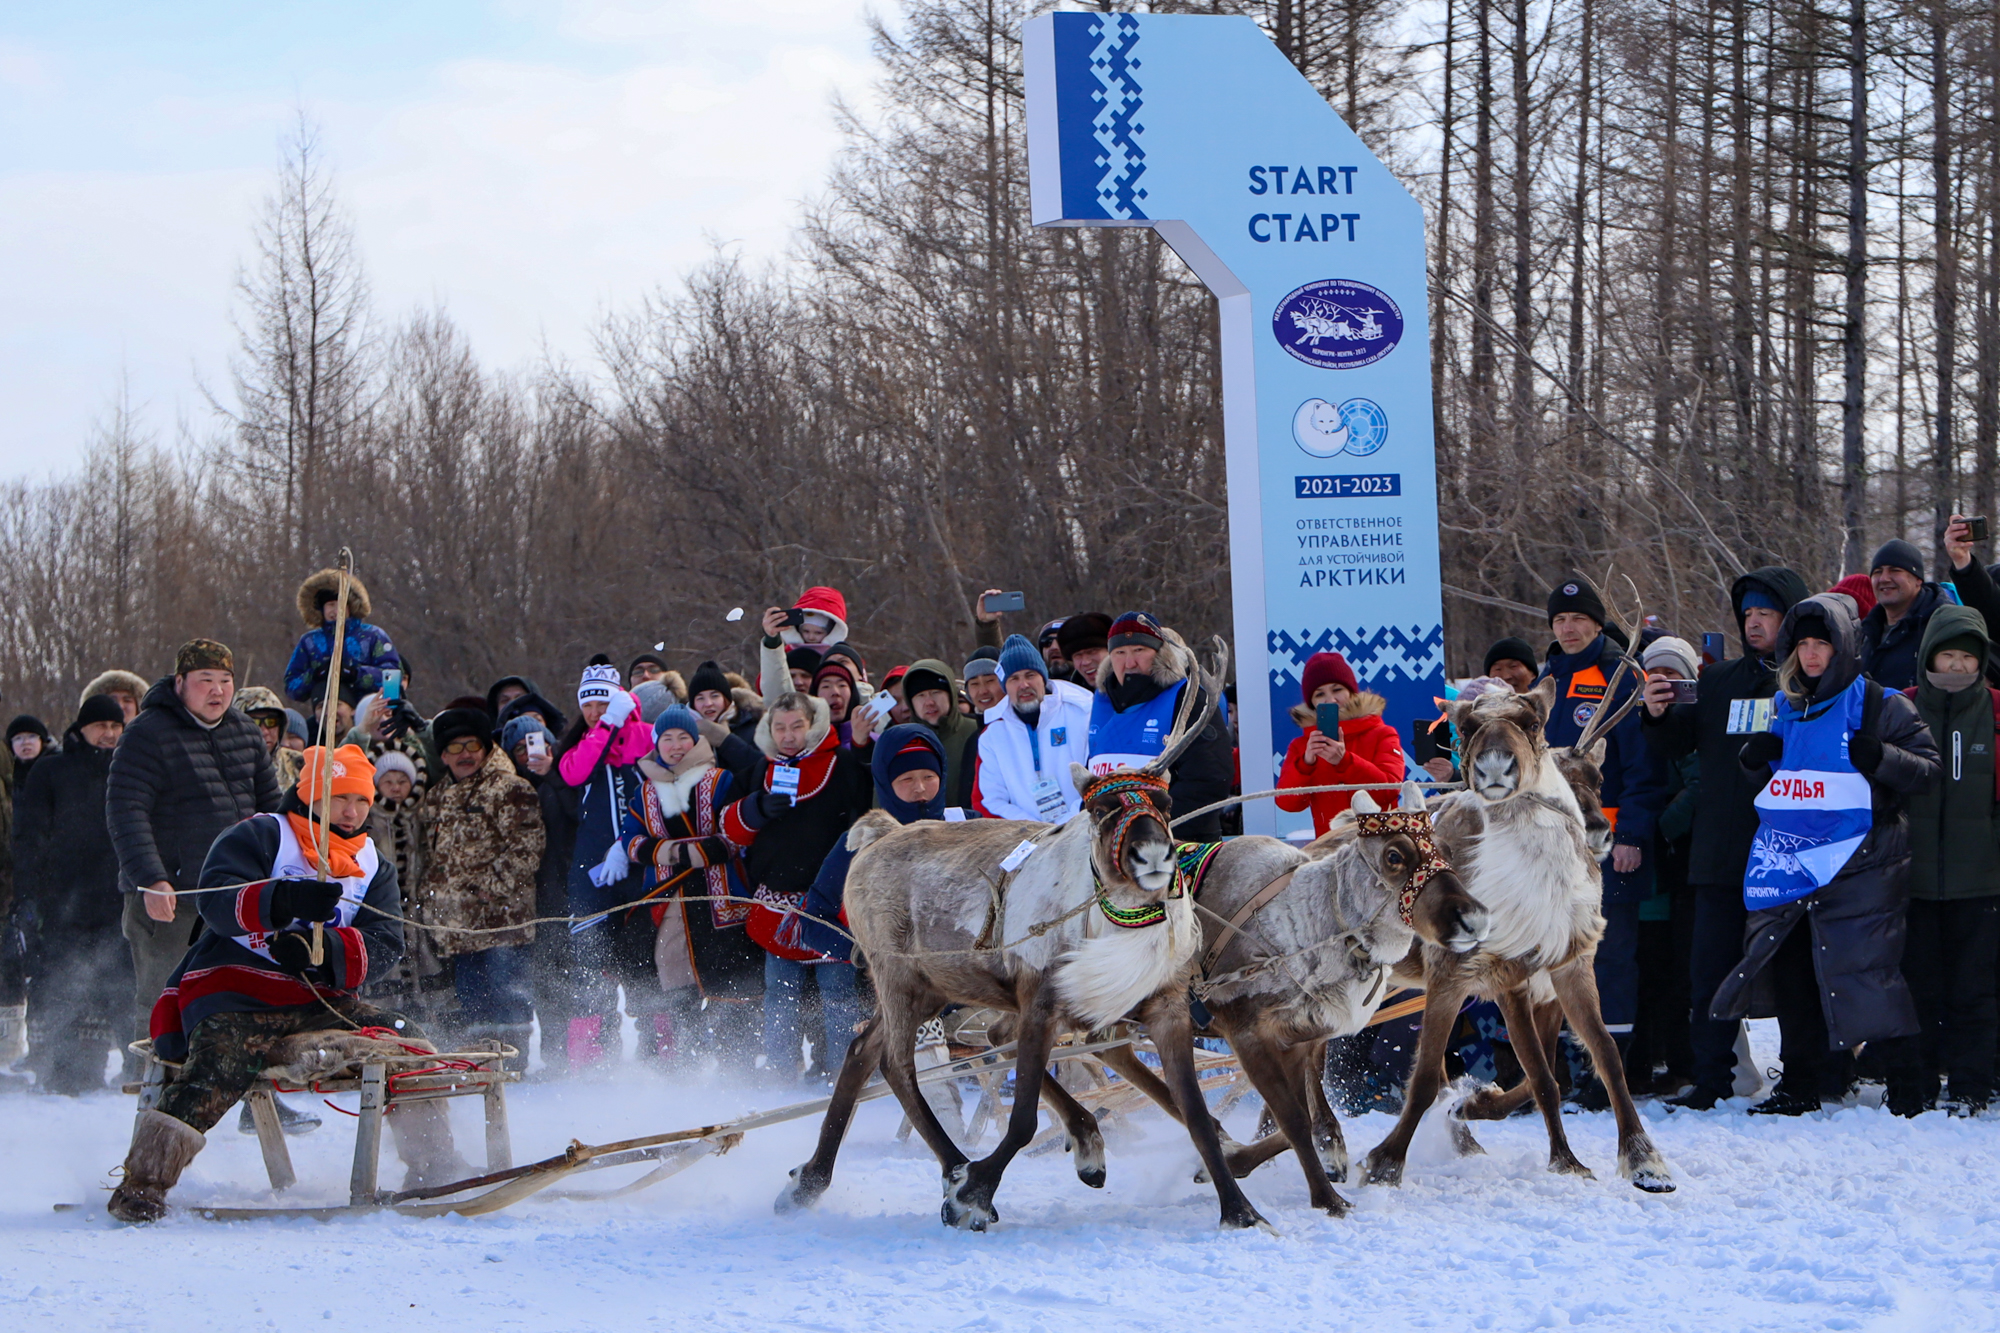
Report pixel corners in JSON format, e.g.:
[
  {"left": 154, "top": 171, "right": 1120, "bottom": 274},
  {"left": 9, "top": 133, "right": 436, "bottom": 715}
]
[
  {"left": 175, "top": 638, "right": 234, "bottom": 676},
  {"left": 1107, "top": 611, "right": 1164, "bottom": 652},
  {"left": 688, "top": 660, "right": 731, "bottom": 702},
  {"left": 576, "top": 654, "right": 621, "bottom": 707},
  {"left": 296, "top": 744, "right": 376, "bottom": 801},
  {"left": 1056, "top": 612, "right": 1111, "bottom": 658},
  {"left": 1546, "top": 575, "right": 1608, "bottom": 628},
  {"left": 79, "top": 669, "right": 147, "bottom": 712},
  {"left": 295, "top": 569, "right": 372, "bottom": 627},
  {"left": 75, "top": 693, "right": 126, "bottom": 730},
  {"left": 997, "top": 633, "right": 1047, "bottom": 683},
  {"left": 1299, "top": 651, "right": 1359, "bottom": 702},
  {"left": 430, "top": 707, "right": 492, "bottom": 753}
]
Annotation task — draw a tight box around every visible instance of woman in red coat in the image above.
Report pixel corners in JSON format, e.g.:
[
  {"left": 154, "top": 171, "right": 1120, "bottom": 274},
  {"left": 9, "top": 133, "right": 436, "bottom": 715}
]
[{"left": 1275, "top": 651, "right": 1406, "bottom": 836}]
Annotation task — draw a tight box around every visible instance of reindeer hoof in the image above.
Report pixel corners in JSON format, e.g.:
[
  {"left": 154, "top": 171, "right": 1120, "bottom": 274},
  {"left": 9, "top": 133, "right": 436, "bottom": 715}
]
[
  {"left": 1193, "top": 1166, "right": 1210, "bottom": 1185},
  {"left": 1321, "top": 1150, "right": 1349, "bottom": 1184},
  {"left": 1549, "top": 1155, "right": 1595, "bottom": 1180},
  {"left": 1312, "top": 1185, "right": 1353, "bottom": 1218},
  {"left": 1362, "top": 1150, "right": 1404, "bottom": 1186},
  {"left": 1622, "top": 1153, "right": 1676, "bottom": 1193},
  {"left": 776, "top": 1164, "right": 823, "bottom": 1213},
  {"left": 940, "top": 1164, "right": 998, "bottom": 1231},
  {"left": 1219, "top": 1204, "right": 1271, "bottom": 1233},
  {"left": 1071, "top": 1134, "right": 1107, "bottom": 1189}
]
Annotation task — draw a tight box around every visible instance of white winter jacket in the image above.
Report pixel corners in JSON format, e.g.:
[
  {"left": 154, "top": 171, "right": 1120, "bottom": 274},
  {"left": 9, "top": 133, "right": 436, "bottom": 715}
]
[{"left": 971, "top": 678, "right": 1094, "bottom": 822}]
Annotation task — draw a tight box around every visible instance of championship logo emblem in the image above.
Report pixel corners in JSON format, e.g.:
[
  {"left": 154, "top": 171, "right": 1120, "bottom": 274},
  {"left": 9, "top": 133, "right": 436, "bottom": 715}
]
[
  {"left": 1292, "top": 397, "right": 1388, "bottom": 458},
  {"left": 1272, "top": 279, "right": 1404, "bottom": 370}
]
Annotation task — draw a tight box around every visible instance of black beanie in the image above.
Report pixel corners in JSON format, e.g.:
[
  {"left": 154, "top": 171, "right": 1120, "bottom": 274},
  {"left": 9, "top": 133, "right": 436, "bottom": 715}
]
[
  {"left": 430, "top": 707, "right": 492, "bottom": 753},
  {"left": 628, "top": 652, "right": 667, "bottom": 677},
  {"left": 784, "top": 647, "right": 822, "bottom": 678},
  {"left": 688, "top": 660, "right": 731, "bottom": 700},
  {"left": 1791, "top": 612, "right": 1833, "bottom": 648},
  {"left": 1868, "top": 538, "right": 1924, "bottom": 582},
  {"left": 1546, "top": 575, "right": 1608, "bottom": 628},
  {"left": 75, "top": 694, "right": 125, "bottom": 730},
  {"left": 1482, "top": 637, "right": 1539, "bottom": 677},
  {"left": 6, "top": 714, "right": 48, "bottom": 743},
  {"left": 1930, "top": 632, "right": 1984, "bottom": 669}
]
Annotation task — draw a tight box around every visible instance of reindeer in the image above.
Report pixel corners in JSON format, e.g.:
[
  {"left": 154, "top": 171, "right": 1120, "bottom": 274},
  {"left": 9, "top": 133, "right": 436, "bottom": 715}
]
[
  {"left": 778, "top": 644, "right": 1272, "bottom": 1231},
  {"left": 1084, "top": 781, "right": 1489, "bottom": 1217},
  {"left": 1361, "top": 673, "right": 1676, "bottom": 1193}
]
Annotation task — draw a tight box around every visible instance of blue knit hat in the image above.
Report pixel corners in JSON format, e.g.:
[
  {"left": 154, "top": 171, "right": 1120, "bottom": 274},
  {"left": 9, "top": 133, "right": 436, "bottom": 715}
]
[
  {"left": 997, "top": 633, "right": 1047, "bottom": 683},
  {"left": 653, "top": 703, "right": 703, "bottom": 742},
  {"left": 499, "top": 715, "right": 554, "bottom": 755}
]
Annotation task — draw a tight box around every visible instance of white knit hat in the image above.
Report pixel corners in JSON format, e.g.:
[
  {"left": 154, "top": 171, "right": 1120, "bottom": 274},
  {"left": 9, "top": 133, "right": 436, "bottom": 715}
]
[
  {"left": 577, "top": 656, "right": 621, "bottom": 707},
  {"left": 1642, "top": 635, "right": 1700, "bottom": 681}
]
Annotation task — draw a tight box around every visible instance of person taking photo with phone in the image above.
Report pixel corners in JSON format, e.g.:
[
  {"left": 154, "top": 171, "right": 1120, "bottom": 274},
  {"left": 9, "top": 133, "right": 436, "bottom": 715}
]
[
  {"left": 1641, "top": 566, "right": 1812, "bottom": 1110},
  {"left": 1942, "top": 514, "right": 2000, "bottom": 682},
  {"left": 1274, "top": 651, "right": 1404, "bottom": 837}
]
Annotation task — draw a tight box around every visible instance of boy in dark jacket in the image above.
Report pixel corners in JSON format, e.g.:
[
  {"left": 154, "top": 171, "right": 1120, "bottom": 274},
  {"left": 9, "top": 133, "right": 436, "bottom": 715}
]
[
  {"left": 1889, "top": 604, "right": 2000, "bottom": 1113},
  {"left": 108, "top": 745, "right": 461, "bottom": 1222}
]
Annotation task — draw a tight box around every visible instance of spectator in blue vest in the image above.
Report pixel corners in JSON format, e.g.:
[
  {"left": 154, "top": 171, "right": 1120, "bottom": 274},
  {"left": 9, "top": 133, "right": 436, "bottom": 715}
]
[
  {"left": 1085, "top": 611, "right": 1233, "bottom": 841},
  {"left": 1538, "top": 576, "right": 1666, "bottom": 1098}
]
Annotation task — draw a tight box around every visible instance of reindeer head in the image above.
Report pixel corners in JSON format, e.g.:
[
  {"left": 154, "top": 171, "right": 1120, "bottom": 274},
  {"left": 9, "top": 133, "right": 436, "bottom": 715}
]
[
  {"left": 1068, "top": 634, "right": 1231, "bottom": 898},
  {"left": 1448, "top": 677, "right": 1558, "bottom": 802},
  {"left": 1073, "top": 768, "right": 1177, "bottom": 893},
  {"left": 1551, "top": 739, "right": 1615, "bottom": 859},
  {"left": 1350, "top": 783, "right": 1488, "bottom": 954}
]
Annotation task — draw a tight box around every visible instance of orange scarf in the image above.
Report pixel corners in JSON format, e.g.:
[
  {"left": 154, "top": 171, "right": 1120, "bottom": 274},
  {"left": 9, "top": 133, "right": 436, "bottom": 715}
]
[{"left": 285, "top": 812, "right": 367, "bottom": 881}]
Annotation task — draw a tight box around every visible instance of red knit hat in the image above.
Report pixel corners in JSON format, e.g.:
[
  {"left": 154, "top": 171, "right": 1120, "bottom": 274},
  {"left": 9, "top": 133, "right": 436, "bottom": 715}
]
[
  {"left": 1300, "top": 651, "right": 1360, "bottom": 703},
  {"left": 1829, "top": 573, "right": 1877, "bottom": 618}
]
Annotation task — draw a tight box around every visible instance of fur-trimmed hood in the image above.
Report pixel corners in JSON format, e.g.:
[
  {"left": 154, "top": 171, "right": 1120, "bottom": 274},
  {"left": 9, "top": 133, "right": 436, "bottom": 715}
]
[
  {"left": 296, "top": 568, "right": 372, "bottom": 627},
  {"left": 1288, "top": 690, "right": 1388, "bottom": 731},
  {"left": 1093, "top": 625, "right": 1196, "bottom": 693},
  {"left": 80, "top": 668, "right": 148, "bottom": 711},
  {"left": 755, "top": 691, "right": 832, "bottom": 759}
]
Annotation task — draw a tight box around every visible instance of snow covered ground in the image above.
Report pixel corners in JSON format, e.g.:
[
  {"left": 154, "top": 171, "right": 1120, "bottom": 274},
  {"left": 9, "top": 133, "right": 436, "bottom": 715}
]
[{"left": 8, "top": 1032, "right": 2000, "bottom": 1333}]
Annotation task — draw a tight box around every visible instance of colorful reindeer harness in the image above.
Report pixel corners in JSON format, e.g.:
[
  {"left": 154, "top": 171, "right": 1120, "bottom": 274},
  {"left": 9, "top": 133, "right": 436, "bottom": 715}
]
[{"left": 1351, "top": 806, "right": 1451, "bottom": 927}]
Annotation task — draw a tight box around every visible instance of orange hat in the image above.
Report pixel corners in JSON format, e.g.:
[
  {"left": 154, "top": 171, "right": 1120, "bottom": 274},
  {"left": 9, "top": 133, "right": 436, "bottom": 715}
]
[{"left": 296, "top": 744, "right": 377, "bottom": 803}]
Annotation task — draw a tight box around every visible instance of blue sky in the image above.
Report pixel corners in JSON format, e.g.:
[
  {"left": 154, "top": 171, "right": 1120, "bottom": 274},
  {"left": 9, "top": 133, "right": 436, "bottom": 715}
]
[{"left": 0, "top": 1, "right": 878, "bottom": 477}]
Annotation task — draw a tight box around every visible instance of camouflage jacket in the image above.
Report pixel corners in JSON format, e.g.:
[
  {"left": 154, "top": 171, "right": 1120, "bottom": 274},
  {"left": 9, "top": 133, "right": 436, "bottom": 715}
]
[{"left": 417, "top": 746, "right": 544, "bottom": 956}]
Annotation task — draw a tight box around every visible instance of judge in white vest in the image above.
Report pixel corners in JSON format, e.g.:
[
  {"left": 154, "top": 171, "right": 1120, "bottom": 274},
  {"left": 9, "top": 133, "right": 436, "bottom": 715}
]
[
  {"left": 108, "top": 744, "right": 463, "bottom": 1223},
  {"left": 1085, "top": 610, "right": 1236, "bottom": 842},
  {"left": 970, "top": 634, "right": 1093, "bottom": 822}
]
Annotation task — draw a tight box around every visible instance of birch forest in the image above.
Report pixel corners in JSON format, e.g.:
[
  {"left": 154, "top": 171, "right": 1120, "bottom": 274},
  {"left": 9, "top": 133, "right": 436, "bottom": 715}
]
[{"left": 1, "top": 0, "right": 1990, "bottom": 719}]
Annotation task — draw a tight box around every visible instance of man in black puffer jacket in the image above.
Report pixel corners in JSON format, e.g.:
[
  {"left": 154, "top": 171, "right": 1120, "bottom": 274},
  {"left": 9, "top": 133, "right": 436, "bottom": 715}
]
[
  {"left": 1640, "top": 566, "right": 1810, "bottom": 1109},
  {"left": 14, "top": 695, "right": 131, "bottom": 1093},
  {"left": 106, "top": 640, "right": 280, "bottom": 1047}
]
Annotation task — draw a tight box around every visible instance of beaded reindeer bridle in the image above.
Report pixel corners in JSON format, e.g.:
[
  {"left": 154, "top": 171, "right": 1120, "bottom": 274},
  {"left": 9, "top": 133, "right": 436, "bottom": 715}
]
[
  {"left": 1081, "top": 770, "right": 1180, "bottom": 929},
  {"left": 1351, "top": 807, "right": 1453, "bottom": 927}
]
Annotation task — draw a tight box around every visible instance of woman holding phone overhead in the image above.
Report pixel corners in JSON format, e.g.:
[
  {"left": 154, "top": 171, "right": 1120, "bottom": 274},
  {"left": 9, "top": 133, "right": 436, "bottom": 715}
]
[{"left": 1275, "top": 650, "right": 1405, "bottom": 836}]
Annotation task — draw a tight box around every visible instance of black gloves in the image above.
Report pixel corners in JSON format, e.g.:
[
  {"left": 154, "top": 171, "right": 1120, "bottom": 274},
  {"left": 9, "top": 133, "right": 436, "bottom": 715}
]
[
  {"left": 746, "top": 789, "right": 794, "bottom": 824},
  {"left": 268, "top": 878, "right": 344, "bottom": 927},
  {"left": 385, "top": 699, "right": 423, "bottom": 739},
  {"left": 1848, "top": 733, "right": 1884, "bottom": 773},
  {"left": 1738, "top": 732, "right": 1784, "bottom": 770},
  {"left": 268, "top": 930, "right": 333, "bottom": 985}
]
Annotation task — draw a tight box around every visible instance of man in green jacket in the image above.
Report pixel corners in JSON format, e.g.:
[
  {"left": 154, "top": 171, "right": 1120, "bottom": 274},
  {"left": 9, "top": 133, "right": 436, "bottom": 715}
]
[
  {"left": 1890, "top": 602, "right": 2000, "bottom": 1115},
  {"left": 901, "top": 659, "right": 977, "bottom": 804}
]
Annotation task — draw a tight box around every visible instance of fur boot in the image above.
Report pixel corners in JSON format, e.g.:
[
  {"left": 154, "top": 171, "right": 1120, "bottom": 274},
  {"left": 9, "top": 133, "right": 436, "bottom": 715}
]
[
  {"left": 107, "top": 1110, "right": 206, "bottom": 1223},
  {"left": 389, "top": 1099, "right": 472, "bottom": 1192}
]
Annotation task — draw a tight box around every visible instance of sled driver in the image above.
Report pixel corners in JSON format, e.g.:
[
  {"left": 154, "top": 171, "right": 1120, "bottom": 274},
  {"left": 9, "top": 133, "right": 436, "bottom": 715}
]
[{"left": 108, "top": 745, "right": 463, "bottom": 1222}]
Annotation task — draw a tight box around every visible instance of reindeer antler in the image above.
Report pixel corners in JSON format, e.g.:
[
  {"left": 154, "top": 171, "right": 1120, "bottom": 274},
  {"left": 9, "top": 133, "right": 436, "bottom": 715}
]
[
  {"left": 1573, "top": 650, "right": 1646, "bottom": 755},
  {"left": 1146, "top": 635, "right": 1230, "bottom": 776}
]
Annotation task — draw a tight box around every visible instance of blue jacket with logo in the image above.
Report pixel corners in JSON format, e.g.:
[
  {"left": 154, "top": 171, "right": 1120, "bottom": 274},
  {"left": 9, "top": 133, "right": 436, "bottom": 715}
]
[{"left": 1539, "top": 633, "right": 1667, "bottom": 903}]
